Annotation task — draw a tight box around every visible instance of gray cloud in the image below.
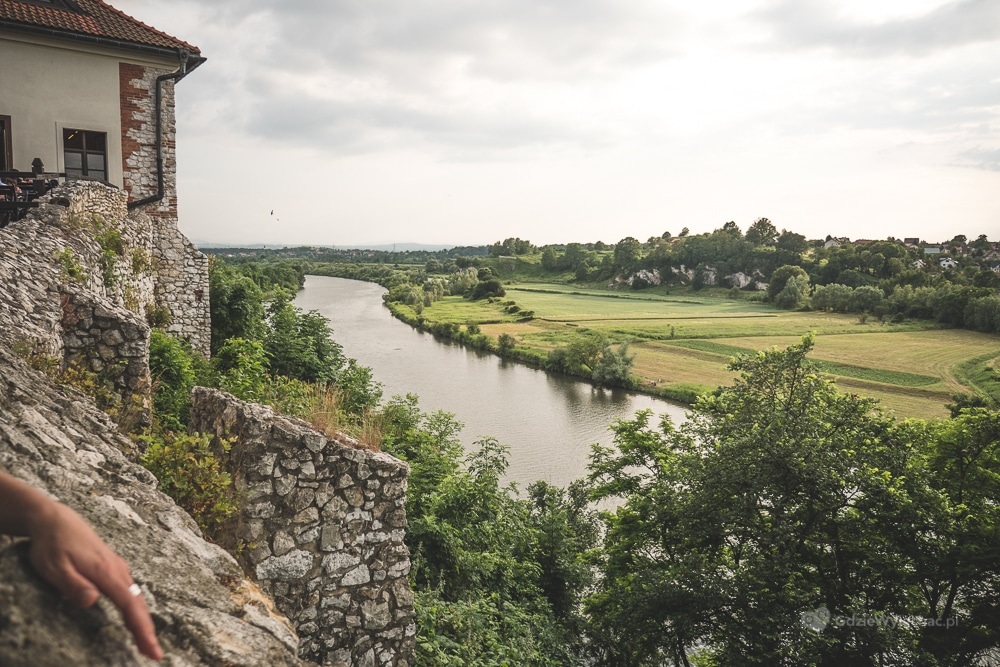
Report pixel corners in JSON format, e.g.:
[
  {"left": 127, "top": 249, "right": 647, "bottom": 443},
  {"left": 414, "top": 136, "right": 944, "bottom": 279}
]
[
  {"left": 955, "top": 147, "right": 1000, "bottom": 171},
  {"left": 205, "top": 0, "right": 679, "bottom": 82},
  {"left": 175, "top": 0, "right": 679, "bottom": 155},
  {"left": 756, "top": 0, "right": 1000, "bottom": 57},
  {"left": 242, "top": 93, "right": 596, "bottom": 157}
]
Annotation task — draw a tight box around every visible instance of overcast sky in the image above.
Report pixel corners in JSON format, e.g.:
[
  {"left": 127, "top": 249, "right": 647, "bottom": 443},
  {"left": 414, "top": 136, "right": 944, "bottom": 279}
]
[{"left": 112, "top": 0, "right": 999, "bottom": 248}]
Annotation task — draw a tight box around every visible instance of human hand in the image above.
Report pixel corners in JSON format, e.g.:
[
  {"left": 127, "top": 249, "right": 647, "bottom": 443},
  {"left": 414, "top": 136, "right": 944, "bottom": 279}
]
[{"left": 26, "top": 501, "right": 164, "bottom": 661}]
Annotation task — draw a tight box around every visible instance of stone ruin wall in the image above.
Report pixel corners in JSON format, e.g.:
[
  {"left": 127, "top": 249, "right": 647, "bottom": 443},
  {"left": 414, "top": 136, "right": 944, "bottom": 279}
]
[
  {"left": 120, "top": 62, "right": 211, "bottom": 356},
  {"left": 152, "top": 213, "right": 211, "bottom": 355},
  {"left": 190, "top": 388, "right": 416, "bottom": 667},
  {"left": 0, "top": 187, "right": 302, "bottom": 663},
  {"left": 0, "top": 180, "right": 209, "bottom": 378}
]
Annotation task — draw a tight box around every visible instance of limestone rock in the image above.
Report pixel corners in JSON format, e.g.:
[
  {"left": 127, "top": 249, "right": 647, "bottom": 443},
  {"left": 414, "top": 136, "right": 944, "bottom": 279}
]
[{"left": 0, "top": 348, "right": 305, "bottom": 666}]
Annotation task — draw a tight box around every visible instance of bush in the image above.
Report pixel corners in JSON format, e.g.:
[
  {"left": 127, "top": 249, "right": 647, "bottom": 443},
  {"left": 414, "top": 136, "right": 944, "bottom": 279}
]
[
  {"left": 139, "top": 432, "right": 238, "bottom": 533},
  {"left": 471, "top": 279, "right": 506, "bottom": 300},
  {"left": 146, "top": 304, "right": 172, "bottom": 328},
  {"left": 498, "top": 333, "right": 517, "bottom": 355},
  {"left": 57, "top": 246, "right": 87, "bottom": 283},
  {"left": 149, "top": 330, "right": 197, "bottom": 431}
]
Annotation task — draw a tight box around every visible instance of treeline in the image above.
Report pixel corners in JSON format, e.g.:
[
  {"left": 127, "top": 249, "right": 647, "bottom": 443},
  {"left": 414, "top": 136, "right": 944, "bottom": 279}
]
[
  {"left": 205, "top": 223, "right": 1000, "bottom": 336},
  {"left": 206, "top": 244, "right": 490, "bottom": 266},
  {"left": 552, "top": 223, "right": 1000, "bottom": 334}
]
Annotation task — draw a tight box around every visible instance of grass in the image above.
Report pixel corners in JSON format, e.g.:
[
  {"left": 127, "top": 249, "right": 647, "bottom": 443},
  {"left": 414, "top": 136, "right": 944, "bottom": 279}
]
[
  {"left": 667, "top": 340, "right": 940, "bottom": 387},
  {"left": 420, "top": 283, "right": 1000, "bottom": 419},
  {"left": 410, "top": 296, "right": 523, "bottom": 325}
]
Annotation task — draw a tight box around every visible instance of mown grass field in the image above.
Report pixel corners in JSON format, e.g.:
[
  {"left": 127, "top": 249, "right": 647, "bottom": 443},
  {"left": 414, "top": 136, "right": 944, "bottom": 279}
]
[{"left": 419, "top": 283, "right": 1000, "bottom": 419}]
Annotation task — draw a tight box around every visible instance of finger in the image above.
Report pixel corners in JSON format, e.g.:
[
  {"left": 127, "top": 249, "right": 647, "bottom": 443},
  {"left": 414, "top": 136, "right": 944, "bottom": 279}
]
[
  {"left": 117, "top": 590, "right": 163, "bottom": 661},
  {"left": 75, "top": 556, "right": 163, "bottom": 661}
]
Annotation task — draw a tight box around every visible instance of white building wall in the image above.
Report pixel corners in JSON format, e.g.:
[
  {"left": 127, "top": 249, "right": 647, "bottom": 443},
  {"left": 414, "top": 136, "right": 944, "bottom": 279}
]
[{"left": 0, "top": 33, "right": 175, "bottom": 184}]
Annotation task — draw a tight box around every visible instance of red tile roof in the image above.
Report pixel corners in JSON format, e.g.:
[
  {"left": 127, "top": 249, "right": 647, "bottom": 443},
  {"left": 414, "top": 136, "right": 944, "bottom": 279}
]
[{"left": 0, "top": 0, "right": 200, "bottom": 55}]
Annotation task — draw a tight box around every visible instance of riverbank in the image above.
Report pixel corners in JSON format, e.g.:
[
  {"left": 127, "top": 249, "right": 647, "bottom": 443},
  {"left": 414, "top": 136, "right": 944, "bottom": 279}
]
[
  {"left": 381, "top": 298, "right": 707, "bottom": 405},
  {"left": 305, "top": 268, "right": 999, "bottom": 419},
  {"left": 293, "top": 276, "right": 687, "bottom": 490}
]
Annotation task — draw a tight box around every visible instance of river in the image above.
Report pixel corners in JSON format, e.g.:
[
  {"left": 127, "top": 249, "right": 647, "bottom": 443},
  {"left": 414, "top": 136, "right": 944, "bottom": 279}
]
[{"left": 294, "top": 275, "right": 688, "bottom": 490}]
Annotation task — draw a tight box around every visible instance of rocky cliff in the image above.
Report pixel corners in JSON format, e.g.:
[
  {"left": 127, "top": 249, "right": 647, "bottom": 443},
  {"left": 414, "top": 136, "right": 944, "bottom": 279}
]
[{"left": 0, "top": 346, "right": 304, "bottom": 666}]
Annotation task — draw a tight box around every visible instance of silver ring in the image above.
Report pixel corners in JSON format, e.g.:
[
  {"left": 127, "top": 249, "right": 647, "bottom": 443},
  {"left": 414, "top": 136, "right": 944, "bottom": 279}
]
[{"left": 128, "top": 583, "right": 142, "bottom": 598}]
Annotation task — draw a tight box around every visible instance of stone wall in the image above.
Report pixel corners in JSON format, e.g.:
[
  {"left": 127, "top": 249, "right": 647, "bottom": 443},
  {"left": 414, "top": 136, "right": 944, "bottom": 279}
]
[
  {"left": 0, "top": 345, "right": 306, "bottom": 666},
  {"left": 119, "top": 63, "right": 211, "bottom": 356},
  {"left": 0, "top": 180, "right": 209, "bottom": 358},
  {"left": 190, "top": 388, "right": 416, "bottom": 667},
  {"left": 59, "top": 289, "right": 152, "bottom": 427},
  {"left": 152, "top": 212, "right": 211, "bottom": 355}
]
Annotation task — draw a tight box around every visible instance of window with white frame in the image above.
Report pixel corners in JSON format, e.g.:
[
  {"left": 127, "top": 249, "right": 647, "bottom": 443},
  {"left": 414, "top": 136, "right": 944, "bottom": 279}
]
[{"left": 63, "top": 129, "right": 107, "bottom": 181}]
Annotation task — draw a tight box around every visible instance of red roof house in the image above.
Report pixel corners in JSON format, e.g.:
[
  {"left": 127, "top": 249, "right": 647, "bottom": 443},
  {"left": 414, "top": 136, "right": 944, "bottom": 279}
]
[{"left": 0, "top": 0, "right": 203, "bottom": 216}]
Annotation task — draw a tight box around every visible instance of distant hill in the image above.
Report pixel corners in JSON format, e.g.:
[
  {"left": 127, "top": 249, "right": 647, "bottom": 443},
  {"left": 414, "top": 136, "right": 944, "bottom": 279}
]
[{"left": 192, "top": 241, "right": 456, "bottom": 252}]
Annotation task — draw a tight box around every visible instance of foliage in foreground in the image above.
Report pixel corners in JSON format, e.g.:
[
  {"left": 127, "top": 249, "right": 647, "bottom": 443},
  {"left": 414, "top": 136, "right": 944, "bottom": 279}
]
[
  {"left": 378, "top": 395, "right": 600, "bottom": 666},
  {"left": 139, "top": 431, "right": 238, "bottom": 533},
  {"left": 587, "top": 336, "right": 1000, "bottom": 666}
]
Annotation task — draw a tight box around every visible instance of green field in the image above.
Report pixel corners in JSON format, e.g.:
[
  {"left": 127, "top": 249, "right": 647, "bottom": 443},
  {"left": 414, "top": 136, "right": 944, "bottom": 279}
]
[{"left": 410, "top": 283, "right": 1000, "bottom": 419}]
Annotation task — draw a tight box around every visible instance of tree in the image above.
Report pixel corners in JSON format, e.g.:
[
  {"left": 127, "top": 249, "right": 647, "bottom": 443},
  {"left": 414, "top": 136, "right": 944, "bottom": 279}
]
[
  {"left": 379, "top": 400, "right": 599, "bottom": 665},
  {"left": 767, "top": 264, "right": 809, "bottom": 302},
  {"left": 209, "top": 259, "right": 265, "bottom": 353},
  {"left": 547, "top": 333, "right": 606, "bottom": 375},
  {"left": 148, "top": 329, "right": 197, "bottom": 430},
  {"left": 587, "top": 337, "right": 935, "bottom": 666},
  {"left": 810, "top": 283, "right": 853, "bottom": 312},
  {"left": 214, "top": 337, "right": 270, "bottom": 402},
  {"left": 848, "top": 285, "right": 883, "bottom": 314},
  {"left": 907, "top": 409, "right": 1000, "bottom": 664},
  {"left": 776, "top": 230, "right": 808, "bottom": 254},
  {"left": 592, "top": 341, "right": 635, "bottom": 387},
  {"left": 540, "top": 247, "right": 559, "bottom": 270},
  {"left": 613, "top": 237, "right": 643, "bottom": 273},
  {"left": 497, "top": 333, "right": 517, "bottom": 354},
  {"left": 745, "top": 218, "right": 779, "bottom": 246},
  {"left": 490, "top": 237, "right": 536, "bottom": 256},
  {"left": 718, "top": 221, "right": 742, "bottom": 238},
  {"left": 563, "top": 243, "right": 587, "bottom": 272},
  {"left": 470, "top": 279, "right": 505, "bottom": 300},
  {"left": 264, "top": 290, "right": 345, "bottom": 383},
  {"left": 774, "top": 274, "right": 810, "bottom": 309}
]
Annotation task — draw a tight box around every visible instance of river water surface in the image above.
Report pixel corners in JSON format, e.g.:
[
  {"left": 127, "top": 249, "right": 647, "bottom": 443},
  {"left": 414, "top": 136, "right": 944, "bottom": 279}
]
[{"left": 295, "top": 275, "right": 687, "bottom": 490}]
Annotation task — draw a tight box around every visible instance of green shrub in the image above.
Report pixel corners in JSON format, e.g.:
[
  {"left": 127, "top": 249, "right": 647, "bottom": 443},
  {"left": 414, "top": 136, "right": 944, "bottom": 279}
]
[
  {"left": 471, "top": 279, "right": 506, "bottom": 300},
  {"left": 149, "top": 330, "right": 197, "bottom": 431},
  {"left": 139, "top": 431, "right": 237, "bottom": 533},
  {"left": 146, "top": 304, "right": 172, "bottom": 328},
  {"left": 96, "top": 223, "right": 125, "bottom": 290},
  {"left": 215, "top": 337, "right": 270, "bottom": 402},
  {"left": 57, "top": 246, "right": 87, "bottom": 283}
]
